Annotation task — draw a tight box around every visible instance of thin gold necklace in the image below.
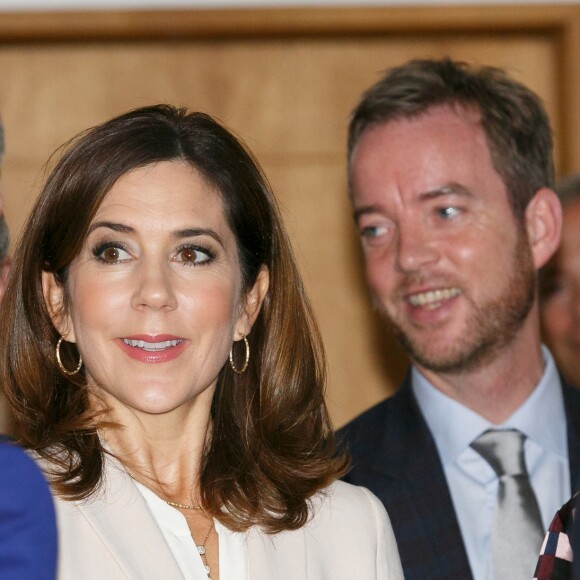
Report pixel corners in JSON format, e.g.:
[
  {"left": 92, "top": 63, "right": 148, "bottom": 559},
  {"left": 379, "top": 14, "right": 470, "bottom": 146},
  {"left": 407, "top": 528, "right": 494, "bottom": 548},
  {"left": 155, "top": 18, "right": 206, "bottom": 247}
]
[
  {"left": 195, "top": 521, "right": 215, "bottom": 579},
  {"left": 127, "top": 472, "right": 203, "bottom": 510},
  {"left": 164, "top": 499, "right": 203, "bottom": 511},
  {"left": 164, "top": 499, "right": 215, "bottom": 578},
  {"left": 127, "top": 475, "right": 213, "bottom": 578}
]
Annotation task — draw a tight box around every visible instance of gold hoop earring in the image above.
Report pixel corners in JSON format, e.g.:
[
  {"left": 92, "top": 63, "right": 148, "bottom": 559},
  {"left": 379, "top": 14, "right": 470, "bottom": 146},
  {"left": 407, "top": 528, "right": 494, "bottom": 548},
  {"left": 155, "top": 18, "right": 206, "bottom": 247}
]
[
  {"left": 56, "top": 336, "right": 83, "bottom": 376},
  {"left": 229, "top": 335, "right": 250, "bottom": 375}
]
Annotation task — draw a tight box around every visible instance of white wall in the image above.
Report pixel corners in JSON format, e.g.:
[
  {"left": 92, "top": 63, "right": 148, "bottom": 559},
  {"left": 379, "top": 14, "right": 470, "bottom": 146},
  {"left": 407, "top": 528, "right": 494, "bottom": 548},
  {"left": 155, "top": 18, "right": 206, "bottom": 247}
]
[{"left": 0, "top": 0, "right": 577, "bottom": 10}]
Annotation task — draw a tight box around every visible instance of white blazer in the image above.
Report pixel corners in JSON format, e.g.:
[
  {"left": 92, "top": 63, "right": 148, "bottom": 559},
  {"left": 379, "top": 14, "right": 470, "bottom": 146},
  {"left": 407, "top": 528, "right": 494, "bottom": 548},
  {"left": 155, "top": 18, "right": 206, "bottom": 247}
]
[{"left": 51, "top": 454, "right": 403, "bottom": 579}]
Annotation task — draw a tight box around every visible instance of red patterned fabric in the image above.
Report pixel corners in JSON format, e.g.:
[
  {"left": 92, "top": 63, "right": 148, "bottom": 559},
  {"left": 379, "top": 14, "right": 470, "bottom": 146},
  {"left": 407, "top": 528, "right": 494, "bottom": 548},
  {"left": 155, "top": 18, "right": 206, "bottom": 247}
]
[{"left": 534, "top": 493, "right": 577, "bottom": 579}]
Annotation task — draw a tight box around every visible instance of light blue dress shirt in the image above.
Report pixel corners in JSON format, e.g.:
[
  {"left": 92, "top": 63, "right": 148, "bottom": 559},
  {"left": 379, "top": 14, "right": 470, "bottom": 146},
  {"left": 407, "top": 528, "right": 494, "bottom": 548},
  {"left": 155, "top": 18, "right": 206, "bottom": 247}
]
[{"left": 412, "top": 346, "right": 570, "bottom": 580}]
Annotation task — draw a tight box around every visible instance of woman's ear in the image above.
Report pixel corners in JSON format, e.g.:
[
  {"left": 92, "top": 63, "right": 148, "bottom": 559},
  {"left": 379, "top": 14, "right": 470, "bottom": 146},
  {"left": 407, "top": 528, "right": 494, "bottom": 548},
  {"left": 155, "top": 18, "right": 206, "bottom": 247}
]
[
  {"left": 42, "top": 271, "right": 75, "bottom": 341},
  {"left": 525, "top": 187, "right": 562, "bottom": 270},
  {"left": 235, "top": 266, "right": 270, "bottom": 339}
]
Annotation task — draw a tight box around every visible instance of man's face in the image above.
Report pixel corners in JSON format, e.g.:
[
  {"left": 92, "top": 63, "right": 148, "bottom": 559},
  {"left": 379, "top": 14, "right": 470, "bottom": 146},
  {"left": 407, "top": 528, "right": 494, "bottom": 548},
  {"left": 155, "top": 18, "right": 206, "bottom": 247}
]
[
  {"left": 541, "top": 200, "right": 580, "bottom": 385},
  {"left": 350, "top": 105, "right": 537, "bottom": 374}
]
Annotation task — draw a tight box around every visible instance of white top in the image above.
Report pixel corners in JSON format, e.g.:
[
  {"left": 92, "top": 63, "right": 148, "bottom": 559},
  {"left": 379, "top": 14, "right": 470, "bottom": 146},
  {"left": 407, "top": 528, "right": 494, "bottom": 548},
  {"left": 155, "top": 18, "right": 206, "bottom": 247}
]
[
  {"left": 48, "top": 449, "right": 403, "bottom": 579},
  {"left": 135, "top": 481, "right": 248, "bottom": 580},
  {"left": 412, "top": 346, "right": 570, "bottom": 580}
]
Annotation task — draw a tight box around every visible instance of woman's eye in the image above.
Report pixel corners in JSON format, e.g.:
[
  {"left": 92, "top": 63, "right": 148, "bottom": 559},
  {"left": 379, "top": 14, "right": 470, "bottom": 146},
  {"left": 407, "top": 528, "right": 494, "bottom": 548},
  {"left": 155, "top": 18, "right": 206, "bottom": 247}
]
[
  {"left": 103, "top": 248, "right": 120, "bottom": 262},
  {"left": 176, "top": 246, "right": 212, "bottom": 265},
  {"left": 94, "top": 244, "right": 130, "bottom": 263}
]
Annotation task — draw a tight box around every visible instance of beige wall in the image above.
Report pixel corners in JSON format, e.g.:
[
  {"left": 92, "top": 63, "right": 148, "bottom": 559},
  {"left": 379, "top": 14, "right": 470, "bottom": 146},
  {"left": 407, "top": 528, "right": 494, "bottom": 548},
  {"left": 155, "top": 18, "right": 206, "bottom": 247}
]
[{"left": 0, "top": 5, "right": 578, "bottom": 430}]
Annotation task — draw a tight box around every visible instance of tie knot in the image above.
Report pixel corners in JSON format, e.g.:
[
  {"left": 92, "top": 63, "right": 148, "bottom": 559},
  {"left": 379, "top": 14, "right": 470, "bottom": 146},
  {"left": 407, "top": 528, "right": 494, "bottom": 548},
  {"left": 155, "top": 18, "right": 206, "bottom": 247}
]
[{"left": 470, "top": 429, "right": 527, "bottom": 477}]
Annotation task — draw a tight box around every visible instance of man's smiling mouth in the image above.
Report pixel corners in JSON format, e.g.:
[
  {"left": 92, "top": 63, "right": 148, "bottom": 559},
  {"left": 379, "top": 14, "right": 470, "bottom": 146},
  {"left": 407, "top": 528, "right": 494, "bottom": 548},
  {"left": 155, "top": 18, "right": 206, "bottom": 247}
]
[{"left": 408, "top": 287, "right": 461, "bottom": 309}]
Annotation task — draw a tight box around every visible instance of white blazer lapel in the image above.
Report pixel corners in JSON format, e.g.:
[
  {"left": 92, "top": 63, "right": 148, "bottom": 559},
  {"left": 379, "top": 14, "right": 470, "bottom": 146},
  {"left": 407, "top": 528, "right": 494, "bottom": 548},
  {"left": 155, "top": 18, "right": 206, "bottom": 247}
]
[{"left": 76, "top": 454, "right": 185, "bottom": 579}]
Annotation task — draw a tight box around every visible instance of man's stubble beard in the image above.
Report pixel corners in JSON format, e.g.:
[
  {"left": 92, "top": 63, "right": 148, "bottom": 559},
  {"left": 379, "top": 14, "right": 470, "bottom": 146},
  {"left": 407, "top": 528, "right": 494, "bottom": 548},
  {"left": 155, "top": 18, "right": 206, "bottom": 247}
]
[{"left": 382, "top": 229, "right": 536, "bottom": 374}]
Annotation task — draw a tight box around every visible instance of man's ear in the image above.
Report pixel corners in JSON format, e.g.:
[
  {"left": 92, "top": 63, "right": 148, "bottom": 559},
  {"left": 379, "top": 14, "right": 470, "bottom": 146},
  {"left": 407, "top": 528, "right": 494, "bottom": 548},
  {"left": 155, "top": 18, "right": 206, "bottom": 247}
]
[
  {"left": 41, "top": 270, "right": 75, "bottom": 341},
  {"left": 235, "top": 266, "right": 270, "bottom": 339},
  {"left": 525, "top": 187, "right": 562, "bottom": 270}
]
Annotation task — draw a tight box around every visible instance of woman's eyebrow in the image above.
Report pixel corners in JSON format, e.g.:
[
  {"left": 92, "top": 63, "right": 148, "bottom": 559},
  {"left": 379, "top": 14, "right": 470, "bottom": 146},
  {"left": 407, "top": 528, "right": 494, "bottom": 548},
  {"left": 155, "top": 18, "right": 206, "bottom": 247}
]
[
  {"left": 87, "top": 221, "right": 134, "bottom": 235},
  {"left": 87, "top": 223, "right": 225, "bottom": 249},
  {"left": 174, "top": 228, "right": 224, "bottom": 247}
]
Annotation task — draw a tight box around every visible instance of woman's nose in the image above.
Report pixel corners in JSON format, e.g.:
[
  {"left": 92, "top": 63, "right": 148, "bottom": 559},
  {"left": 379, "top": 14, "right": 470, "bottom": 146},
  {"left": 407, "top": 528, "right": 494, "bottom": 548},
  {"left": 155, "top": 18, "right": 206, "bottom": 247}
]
[{"left": 131, "top": 261, "right": 178, "bottom": 311}]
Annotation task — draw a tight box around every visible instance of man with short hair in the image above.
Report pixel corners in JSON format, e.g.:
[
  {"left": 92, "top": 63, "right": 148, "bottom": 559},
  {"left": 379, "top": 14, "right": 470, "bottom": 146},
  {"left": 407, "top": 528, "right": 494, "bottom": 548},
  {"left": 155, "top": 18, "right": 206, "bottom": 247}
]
[{"left": 339, "top": 58, "right": 580, "bottom": 580}]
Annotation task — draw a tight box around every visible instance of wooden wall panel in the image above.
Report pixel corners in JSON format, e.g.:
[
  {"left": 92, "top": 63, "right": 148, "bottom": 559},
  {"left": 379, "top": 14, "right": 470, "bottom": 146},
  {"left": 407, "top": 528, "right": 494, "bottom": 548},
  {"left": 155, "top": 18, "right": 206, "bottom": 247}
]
[{"left": 0, "top": 6, "right": 576, "bottom": 429}]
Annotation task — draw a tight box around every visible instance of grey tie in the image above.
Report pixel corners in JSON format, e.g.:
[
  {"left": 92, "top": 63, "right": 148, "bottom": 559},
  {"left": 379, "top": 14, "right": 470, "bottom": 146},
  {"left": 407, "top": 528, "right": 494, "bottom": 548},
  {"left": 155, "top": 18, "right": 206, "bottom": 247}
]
[{"left": 470, "top": 429, "right": 544, "bottom": 580}]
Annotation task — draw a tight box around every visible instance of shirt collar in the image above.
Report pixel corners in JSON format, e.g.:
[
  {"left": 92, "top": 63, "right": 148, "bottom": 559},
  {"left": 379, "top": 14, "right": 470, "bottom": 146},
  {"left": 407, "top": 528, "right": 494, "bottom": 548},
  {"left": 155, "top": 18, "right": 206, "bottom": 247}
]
[
  {"left": 134, "top": 480, "right": 192, "bottom": 537},
  {"left": 412, "top": 346, "right": 566, "bottom": 465},
  {"left": 134, "top": 478, "right": 237, "bottom": 540}
]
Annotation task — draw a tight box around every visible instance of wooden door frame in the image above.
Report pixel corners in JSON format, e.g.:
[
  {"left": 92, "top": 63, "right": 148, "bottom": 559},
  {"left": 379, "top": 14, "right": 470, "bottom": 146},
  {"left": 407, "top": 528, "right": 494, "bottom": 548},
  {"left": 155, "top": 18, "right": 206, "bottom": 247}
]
[{"left": 0, "top": 4, "right": 578, "bottom": 169}]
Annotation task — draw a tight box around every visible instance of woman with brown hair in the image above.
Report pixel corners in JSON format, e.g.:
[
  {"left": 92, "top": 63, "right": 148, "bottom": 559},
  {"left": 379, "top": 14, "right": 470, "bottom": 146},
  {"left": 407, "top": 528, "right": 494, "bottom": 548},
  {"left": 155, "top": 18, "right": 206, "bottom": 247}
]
[{"left": 0, "top": 105, "right": 402, "bottom": 580}]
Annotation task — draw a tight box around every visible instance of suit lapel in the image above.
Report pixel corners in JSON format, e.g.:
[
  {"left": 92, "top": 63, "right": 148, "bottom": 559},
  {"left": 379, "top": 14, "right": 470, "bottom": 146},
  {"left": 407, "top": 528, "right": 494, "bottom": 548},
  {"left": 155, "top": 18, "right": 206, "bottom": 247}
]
[
  {"left": 76, "top": 454, "right": 185, "bottom": 579},
  {"left": 369, "top": 379, "right": 473, "bottom": 579},
  {"left": 562, "top": 379, "right": 580, "bottom": 490}
]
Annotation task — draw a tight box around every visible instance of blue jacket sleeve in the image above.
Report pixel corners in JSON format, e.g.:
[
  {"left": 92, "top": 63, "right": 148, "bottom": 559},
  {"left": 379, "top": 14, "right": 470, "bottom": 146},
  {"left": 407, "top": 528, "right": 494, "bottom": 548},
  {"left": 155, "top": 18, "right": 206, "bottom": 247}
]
[{"left": 0, "top": 441, "right": 57, "bottom": 580}]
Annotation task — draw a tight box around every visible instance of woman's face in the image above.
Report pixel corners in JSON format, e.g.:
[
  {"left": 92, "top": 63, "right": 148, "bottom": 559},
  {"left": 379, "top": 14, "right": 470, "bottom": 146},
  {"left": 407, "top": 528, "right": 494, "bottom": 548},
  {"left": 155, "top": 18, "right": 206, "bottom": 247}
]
[{"left": 44, "top": 160, "right": 267, "bottom": 416}]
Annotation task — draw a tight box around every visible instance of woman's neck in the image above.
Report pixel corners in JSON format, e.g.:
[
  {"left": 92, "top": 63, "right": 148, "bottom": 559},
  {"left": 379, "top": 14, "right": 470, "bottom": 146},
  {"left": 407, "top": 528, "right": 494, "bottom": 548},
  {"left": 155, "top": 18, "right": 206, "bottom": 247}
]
[{"left": 94, "top": 387, "right": 213, "bottom": 505}]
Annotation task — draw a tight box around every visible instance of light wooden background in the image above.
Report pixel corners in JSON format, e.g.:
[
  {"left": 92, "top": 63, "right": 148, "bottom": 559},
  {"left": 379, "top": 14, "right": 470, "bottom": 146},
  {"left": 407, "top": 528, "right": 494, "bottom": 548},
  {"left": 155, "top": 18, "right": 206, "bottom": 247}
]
[{"left": 0, "top": 5, "right": 579, "bottom": 429}]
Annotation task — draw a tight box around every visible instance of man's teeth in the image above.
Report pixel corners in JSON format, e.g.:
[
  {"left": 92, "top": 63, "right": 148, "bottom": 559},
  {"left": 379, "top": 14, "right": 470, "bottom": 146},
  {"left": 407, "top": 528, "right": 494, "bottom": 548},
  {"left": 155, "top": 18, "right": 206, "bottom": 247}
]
[
  {"left": 409, "top": 288, "right": 461, "bottom": 307},
  {"left": 123, "top": 339, "right": 182, "bottom": 352}
]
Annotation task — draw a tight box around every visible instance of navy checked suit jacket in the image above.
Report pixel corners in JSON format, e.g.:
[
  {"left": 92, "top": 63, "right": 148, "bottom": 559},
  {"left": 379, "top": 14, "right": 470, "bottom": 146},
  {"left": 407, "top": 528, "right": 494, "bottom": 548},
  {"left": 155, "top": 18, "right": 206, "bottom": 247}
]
[{"left": 338, "top": 373, "right": 580, "bottom": 580}]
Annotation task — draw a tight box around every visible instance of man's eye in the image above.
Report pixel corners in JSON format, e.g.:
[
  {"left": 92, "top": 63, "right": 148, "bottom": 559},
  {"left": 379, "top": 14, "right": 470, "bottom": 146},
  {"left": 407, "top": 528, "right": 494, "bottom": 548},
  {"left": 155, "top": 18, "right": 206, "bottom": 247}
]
[
  {"left": 437, "top": 207, "right": 460, "bottom": 220},
  {"left": 360, "top": 225, "right": 388, "bottom": 238}
]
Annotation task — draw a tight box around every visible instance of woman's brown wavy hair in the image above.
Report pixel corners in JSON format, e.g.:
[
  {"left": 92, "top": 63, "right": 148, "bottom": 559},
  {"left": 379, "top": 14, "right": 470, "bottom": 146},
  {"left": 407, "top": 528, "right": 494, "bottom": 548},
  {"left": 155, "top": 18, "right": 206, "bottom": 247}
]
[{"left": 0, "top": 104, "right": 348, "bottom": 533}]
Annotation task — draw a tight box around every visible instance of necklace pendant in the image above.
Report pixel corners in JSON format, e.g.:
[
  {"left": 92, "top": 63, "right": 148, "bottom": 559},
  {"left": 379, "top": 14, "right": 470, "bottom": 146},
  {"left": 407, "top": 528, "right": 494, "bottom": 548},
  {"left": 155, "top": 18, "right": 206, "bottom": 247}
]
[{"left": 197, "top": 545, "right": 206, "bottom": 555}]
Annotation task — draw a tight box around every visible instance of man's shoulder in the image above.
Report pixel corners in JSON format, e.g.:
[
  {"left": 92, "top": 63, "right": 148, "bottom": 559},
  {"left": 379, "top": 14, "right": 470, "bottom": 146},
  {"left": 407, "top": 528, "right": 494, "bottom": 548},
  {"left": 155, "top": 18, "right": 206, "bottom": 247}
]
[
  {"left": 562, "top": 377, "right": 580, "bottom": 406},
  {"left": 339, "top": 394, "right": 398, "bottom": 437},
  {"left": 337, "top": 383, "right": 417, "bottom": 458},
  {"left": 559, "top": 376, "right": 580, "bottom": 434}
]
